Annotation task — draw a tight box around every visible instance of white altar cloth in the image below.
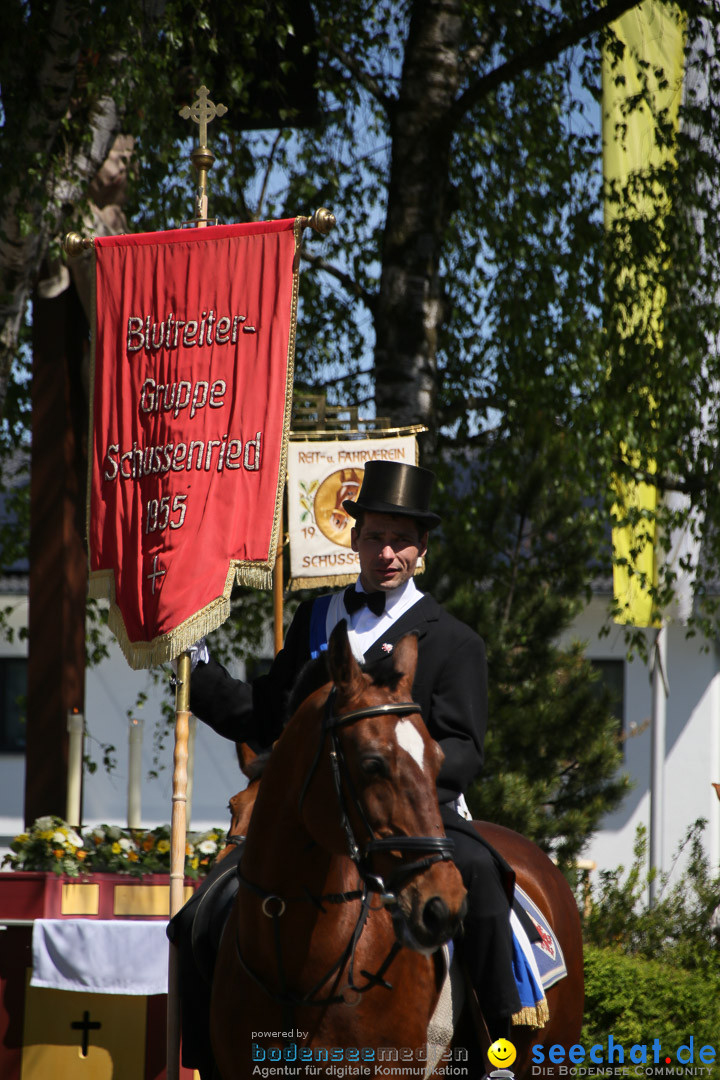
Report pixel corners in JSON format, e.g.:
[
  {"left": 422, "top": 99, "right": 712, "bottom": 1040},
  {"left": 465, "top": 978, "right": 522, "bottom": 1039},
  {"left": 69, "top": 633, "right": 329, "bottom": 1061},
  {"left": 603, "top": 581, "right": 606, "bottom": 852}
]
[{"left": 31, "top": 919, "right": 169, "bottom": 995}]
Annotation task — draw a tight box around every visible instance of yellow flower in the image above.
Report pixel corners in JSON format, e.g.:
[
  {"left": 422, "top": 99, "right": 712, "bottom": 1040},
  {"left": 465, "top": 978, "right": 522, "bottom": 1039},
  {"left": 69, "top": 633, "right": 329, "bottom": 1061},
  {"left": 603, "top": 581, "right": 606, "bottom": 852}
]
[
  {"left": 15, "top": 833, "right": 28, "bottom": 845},
  {"left": 128, "top": 851, "right": 139, "bottom": 862},
  {"left": 191, "top": 857, "right": 199, "bottom": 870},
  {"left": 111, "top": 842, "right": 121, "bottom": 854},
  {"left": 77, "top": 850, "right": 87, "bottom": 861},
  {"left": 157, "top": 839, "right": 170, "bottom": 854},
  {"left": 40, "top": 830, "right": 55, "bottom": 841}
]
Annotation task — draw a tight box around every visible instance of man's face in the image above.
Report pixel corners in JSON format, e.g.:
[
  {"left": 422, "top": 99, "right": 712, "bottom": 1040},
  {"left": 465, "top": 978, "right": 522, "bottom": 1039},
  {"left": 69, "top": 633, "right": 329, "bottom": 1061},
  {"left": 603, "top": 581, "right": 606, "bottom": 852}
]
[{"left": 351, "top": 511, "right": 428, "bottom": 594}]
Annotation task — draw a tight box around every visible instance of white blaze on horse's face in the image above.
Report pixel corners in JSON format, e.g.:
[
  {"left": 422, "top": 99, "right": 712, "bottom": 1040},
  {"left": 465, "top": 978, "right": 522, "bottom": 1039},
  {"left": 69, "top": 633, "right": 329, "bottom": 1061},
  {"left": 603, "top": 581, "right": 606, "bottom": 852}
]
[{"left": 395, "top": 719, "right": 425, "bottom": 773}]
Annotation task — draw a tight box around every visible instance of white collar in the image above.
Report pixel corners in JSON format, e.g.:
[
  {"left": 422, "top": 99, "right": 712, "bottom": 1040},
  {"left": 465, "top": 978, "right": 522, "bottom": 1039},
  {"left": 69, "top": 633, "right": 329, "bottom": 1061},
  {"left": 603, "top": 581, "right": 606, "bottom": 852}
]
[{"left": 351, "top": 575, "right": 422, "bottom": 614}]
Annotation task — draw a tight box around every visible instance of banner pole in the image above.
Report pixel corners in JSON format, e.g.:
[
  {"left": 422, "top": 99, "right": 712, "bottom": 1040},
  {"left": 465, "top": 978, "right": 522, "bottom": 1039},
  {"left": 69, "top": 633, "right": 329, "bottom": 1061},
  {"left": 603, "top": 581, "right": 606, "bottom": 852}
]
[
  {"left": 273, "top": 544, "right": 284, "bottom": 655},
  {"left": 167, "top": 652, "right": 190, "bottom": 1079},
  {"left": 167, "top": 84, "right": 228, "bottom": 1080},
  {"left": 273, "top": 498, "right": 286, "bottom": 655}
]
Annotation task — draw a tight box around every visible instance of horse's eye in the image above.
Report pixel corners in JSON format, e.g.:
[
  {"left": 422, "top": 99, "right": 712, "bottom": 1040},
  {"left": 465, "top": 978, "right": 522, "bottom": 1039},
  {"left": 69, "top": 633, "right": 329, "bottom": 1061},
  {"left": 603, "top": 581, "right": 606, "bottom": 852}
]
[{"left": 360, "top": 755, "right": 389, "bottom": 779}]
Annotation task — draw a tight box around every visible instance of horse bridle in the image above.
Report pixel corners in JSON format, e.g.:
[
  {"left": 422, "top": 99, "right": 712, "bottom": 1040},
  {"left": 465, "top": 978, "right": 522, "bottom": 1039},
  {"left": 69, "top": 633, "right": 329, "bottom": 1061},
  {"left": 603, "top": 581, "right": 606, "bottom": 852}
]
[
  {"left": 233, "top": 689, "right": 456, "bottom": 1019},
  {"left": 315, "top": 688, "right": 455, "bottom": 902}
]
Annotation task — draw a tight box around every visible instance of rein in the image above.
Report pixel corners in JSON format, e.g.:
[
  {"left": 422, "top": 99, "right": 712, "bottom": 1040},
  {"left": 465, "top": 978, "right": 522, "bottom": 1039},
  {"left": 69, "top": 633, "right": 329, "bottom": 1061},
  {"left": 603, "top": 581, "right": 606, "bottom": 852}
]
[
  {"left": 320, "top": 690, "right": 455, "bottom": 899},
  {"left": 234, "top": 689, "right": 455, "bottom": 1025}
]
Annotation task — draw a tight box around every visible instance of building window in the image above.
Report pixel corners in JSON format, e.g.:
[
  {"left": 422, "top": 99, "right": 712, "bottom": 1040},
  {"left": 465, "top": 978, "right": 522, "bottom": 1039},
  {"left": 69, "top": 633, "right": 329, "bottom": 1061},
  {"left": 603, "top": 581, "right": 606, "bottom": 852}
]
[
  {"left": 591, "top": 658, "right": 625, "bottom": 740},
  {"left": 0, "top": 657, "right": 27, "bottom": 752}
]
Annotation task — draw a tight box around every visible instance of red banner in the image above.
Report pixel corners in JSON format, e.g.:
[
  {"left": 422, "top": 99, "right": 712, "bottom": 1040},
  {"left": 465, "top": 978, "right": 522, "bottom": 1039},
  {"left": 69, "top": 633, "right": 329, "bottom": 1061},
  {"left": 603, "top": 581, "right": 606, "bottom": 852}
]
[{"left": 88, "top": 219, "right": 299, "bottom": 668}]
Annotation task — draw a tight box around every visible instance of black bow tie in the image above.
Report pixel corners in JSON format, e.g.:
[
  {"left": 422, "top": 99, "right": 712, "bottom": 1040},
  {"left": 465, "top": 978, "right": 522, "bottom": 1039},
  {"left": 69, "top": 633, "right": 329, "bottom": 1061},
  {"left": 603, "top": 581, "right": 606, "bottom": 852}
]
[{"left": 344, "top": 585, "right": 386, "bottom": 616}]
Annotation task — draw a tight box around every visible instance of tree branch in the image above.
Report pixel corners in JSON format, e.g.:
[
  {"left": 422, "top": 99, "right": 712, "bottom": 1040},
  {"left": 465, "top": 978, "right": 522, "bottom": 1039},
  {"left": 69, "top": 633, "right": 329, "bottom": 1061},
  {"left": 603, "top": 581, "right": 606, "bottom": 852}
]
[
  {"left": 449, "top": 0, "right": 645, "bottom": 127},
  {"left": 611, "top": 454, "right": 716, "bottom": 498},
  {"left": 254, "top": 130, "right": 283, "bottom": 222},
  {"left": 323, "top": 37, "right": 396, "bottom": 115},
  {"left": 301, "top": 249, "right": 377, "bottom": 312}
]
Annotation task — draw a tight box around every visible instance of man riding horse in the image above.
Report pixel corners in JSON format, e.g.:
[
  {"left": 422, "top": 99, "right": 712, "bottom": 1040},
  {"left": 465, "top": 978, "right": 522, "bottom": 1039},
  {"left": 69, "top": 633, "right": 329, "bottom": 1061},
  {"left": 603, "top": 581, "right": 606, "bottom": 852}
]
[{"left": 190, "top": 459, "right": 521, "bottom": 1043}]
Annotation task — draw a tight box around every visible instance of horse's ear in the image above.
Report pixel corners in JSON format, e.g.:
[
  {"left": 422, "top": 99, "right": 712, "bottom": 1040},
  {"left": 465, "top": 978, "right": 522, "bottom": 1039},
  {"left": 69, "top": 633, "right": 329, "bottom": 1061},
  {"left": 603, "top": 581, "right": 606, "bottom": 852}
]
[
  {"left": 327, "top": 619, "right": 363, "bottom": 694},
  {"left": 391, "top": 632, "right": 419, "bottom": 687}
]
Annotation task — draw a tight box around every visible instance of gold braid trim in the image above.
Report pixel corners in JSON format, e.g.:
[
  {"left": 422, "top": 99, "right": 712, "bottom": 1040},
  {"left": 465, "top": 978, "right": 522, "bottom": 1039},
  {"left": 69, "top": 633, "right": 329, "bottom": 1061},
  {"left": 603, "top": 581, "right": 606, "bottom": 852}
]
[
  {"left": 287, "top": 559, "right": 425, "bottom": 593},
  {"left": 289, "top": 573, "right": 357, "bottom": 592}
]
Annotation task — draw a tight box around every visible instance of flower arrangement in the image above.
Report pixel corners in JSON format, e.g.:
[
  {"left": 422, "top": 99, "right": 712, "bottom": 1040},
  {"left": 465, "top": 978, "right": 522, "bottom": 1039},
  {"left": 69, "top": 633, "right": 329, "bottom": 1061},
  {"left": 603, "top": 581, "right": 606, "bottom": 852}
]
[{"left": 2, "top": 816, "right": 227, "bottom": 880}]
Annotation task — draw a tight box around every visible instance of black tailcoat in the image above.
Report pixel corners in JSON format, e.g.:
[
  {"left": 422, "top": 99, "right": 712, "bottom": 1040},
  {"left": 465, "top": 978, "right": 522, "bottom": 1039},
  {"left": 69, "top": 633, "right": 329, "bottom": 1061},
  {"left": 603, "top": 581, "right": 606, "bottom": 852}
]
[{"left": 190, "top": 593, "right": 487, "bottom": 805}]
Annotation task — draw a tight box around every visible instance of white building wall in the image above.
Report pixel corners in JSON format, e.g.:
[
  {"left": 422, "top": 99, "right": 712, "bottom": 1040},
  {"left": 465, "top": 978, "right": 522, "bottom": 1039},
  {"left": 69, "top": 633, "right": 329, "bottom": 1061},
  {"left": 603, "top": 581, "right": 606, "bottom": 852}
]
[
  {"left": 81, "top": 635, "right": 247, "bottom": 831},
  {"left": 0, "top": 591, "right": 29, "bottom": 844},
  {"left": 0, "top": 599, "right": 251, "bottom": 853},
  {"left": 564, "top": 595, "right": 720, "bottom": 881}
]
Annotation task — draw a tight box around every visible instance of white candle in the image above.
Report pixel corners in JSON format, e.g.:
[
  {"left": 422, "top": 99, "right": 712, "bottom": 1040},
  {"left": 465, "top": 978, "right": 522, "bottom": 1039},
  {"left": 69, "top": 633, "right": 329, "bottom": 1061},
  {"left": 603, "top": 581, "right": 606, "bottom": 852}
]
[
  {"left": 127, "top": 717, "right": 144, "bottom": 829},
  {"left": 66, "top": 710, "right": 84, "bottom": 827}
]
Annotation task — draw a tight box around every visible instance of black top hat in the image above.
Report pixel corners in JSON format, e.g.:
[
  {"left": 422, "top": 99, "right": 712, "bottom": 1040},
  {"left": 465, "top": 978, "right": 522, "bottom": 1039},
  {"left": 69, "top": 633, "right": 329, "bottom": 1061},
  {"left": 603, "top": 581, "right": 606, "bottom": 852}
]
[{"left": 342, "top": 460, "right": 441, "bottom": 528}]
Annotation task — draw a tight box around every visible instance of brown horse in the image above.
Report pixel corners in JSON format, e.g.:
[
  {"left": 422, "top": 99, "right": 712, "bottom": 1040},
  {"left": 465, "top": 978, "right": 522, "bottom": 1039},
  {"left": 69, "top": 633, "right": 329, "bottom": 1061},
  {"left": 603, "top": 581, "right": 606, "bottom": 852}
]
[
  {"left": 210, "top": 622, "right": 469, "bottom": 1079},
  {"left": 213, "top": 627, "right": 584, "bottom": 1078}
]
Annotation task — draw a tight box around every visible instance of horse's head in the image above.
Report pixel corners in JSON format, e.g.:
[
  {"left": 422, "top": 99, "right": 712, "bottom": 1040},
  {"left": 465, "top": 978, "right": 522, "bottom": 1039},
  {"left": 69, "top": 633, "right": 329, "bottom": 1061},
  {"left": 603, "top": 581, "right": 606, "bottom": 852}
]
[{"left": 301, "top": 620, "right": 467, "bottom": 953}]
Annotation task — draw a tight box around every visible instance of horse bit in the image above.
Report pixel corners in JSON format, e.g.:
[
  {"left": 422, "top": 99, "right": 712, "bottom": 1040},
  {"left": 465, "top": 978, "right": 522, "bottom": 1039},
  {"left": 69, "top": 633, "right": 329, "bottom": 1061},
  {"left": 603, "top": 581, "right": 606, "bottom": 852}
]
[{"left": 233, "top": 689, "right": 456, "bottom": 1017}]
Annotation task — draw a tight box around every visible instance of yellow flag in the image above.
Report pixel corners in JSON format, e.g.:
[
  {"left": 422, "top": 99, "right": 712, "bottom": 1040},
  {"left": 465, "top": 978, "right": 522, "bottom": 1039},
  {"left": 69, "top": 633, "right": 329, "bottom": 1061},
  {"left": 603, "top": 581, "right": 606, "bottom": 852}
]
[{"left": 603, "top": 1, "right": 686, "bottom": 626}]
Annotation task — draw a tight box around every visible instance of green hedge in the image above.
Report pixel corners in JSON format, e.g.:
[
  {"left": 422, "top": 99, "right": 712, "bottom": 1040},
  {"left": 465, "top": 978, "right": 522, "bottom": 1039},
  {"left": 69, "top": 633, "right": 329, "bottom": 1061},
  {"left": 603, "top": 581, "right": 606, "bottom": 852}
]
[{"left": 583, "top": 945, "right": 720, "bottom": 1077}]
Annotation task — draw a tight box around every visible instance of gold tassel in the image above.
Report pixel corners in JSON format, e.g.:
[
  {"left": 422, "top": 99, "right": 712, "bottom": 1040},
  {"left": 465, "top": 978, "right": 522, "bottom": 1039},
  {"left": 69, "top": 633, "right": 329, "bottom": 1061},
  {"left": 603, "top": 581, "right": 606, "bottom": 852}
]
[
  {"left": 234, "top": 565, "right": 274, "bottom": 590},
  {"left": 511, "top": 998, "right": 550, "bottom": 1029}
]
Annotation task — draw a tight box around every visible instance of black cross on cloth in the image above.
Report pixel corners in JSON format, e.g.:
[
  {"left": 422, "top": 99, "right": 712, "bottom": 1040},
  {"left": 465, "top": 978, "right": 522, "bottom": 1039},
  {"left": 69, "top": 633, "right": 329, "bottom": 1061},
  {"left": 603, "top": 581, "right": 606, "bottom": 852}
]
[{"left": 71, "top": 1010, "right": 102, "bottom": 1057}]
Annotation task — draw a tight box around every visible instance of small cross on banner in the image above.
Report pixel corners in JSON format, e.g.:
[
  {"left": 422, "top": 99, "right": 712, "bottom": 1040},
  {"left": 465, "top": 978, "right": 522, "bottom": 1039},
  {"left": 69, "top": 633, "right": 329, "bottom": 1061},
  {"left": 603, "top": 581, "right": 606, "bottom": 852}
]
[{"left": 147, "top": 555, "right": 166, "bottom": 594}]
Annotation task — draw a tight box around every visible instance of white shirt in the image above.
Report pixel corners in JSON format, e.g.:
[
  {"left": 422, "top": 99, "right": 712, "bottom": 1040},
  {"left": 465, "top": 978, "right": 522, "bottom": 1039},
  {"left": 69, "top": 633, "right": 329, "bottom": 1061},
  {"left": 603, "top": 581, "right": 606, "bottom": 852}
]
[
  {"left": 324, "top": 577, "right": 424, "bottom": 662},
  {"left": 187, "top": 578, "right": 423, "bottom": 671}
]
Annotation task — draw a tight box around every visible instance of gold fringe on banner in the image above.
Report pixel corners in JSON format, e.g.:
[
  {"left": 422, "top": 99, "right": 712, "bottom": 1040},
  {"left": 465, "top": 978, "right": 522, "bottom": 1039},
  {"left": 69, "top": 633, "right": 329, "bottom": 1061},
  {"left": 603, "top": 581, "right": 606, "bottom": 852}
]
[
  {"left": 89, "top": 562, "right": 257, "bottom": 669},
  {"left": 234, "top": 564, "right": 274, "bottom": 590},
  {"left": 512, "top": 997, "right": 550, "bottom": 1029},
  {"left": 289, "top": 573, "right": 358, "bottom": 592}
]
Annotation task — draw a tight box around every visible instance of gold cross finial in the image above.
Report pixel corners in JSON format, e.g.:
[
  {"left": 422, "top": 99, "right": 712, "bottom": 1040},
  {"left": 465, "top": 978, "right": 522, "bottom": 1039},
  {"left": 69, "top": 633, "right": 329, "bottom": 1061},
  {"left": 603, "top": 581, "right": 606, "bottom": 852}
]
[
  {"left": 179, "top": 85, "right": 227, "bottom": 149},
  {"left": 179, "top": 86, "right": 228, "bottom": 225}
]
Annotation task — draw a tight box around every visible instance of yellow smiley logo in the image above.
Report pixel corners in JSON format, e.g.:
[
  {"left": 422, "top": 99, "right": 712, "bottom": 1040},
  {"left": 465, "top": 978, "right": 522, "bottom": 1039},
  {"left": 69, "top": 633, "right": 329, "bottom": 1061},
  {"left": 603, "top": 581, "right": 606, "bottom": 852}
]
[{"left": 487, "top": 1038, "right": 517, "bottom": 1069}]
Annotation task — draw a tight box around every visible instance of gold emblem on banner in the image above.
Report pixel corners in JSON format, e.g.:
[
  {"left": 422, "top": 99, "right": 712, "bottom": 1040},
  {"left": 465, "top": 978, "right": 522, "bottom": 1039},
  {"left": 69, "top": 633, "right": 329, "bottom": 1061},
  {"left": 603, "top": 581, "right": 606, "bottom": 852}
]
[{"left": 312, "top": 468, "right": 363, "bottom": 547}]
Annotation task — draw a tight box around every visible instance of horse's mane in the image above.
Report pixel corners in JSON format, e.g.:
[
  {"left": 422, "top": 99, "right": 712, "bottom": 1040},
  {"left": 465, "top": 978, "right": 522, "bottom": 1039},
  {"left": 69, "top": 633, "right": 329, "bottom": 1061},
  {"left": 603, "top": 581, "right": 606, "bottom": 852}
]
[{"left": 286, "top": 653, "right": 331, "bottom": 718}]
